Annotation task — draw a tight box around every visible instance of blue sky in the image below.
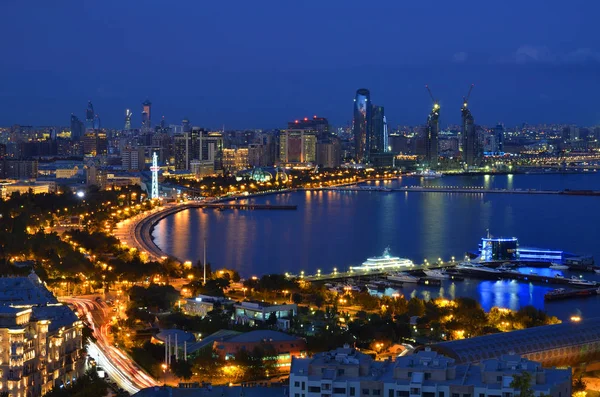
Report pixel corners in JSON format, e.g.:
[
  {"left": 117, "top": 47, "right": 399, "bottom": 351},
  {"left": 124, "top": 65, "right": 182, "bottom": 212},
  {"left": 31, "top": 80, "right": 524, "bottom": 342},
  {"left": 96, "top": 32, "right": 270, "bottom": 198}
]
[{"left": 1, "top": 0, "right": 599, "bottom": 129}]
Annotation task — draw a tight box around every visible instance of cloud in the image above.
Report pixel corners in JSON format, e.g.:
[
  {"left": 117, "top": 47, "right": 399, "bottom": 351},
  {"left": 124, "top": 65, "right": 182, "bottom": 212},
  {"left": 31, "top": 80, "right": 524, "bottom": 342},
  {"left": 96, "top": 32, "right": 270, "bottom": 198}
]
[
  {"left": 514, "top": 45, "right": 555, "bottom": 63},
  {"left": 452, "top": 52, "right": 468, "bottom": 63},
  {"left": 511, "top": 45, "right": 600, "bottom": 64}
]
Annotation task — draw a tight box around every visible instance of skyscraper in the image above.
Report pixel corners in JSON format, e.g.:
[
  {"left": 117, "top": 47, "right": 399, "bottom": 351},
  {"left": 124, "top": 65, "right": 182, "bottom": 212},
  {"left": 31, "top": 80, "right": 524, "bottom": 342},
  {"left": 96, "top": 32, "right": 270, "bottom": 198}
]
[
  {"left": 141, "top": 100, "right": 152, "bottom": 130},
  {"left": 93, "top": 114, "right": 101, "bottom": 130},
  {"left": 85, "top": 101, "right": 95, "bottom": 131},
  {"left": 70, "top": 114, "right": 84, "bottom": 141},
  {"left": 281, "top": 117, "right": 321, "bottom": 164},
  {"left": 425, "top": 100, "right": 440, "bottom": 168},
  {"left": 462, "top": 97, "right": 478, "bottom": 167},
  {"left": 370, "top": 105, "right": 386, "bottom": 154},
  {"left": 495, "top": 123, "right": 505, "bottom": 153},
  {"left": 287, "top": 116, "right": 329, "bottom": 140},
  {"left": 353, "top": 89, "right": 371, "bottom": 163},
  {"left": 124, "top": 109, "right": 132, "bottom": 130}
]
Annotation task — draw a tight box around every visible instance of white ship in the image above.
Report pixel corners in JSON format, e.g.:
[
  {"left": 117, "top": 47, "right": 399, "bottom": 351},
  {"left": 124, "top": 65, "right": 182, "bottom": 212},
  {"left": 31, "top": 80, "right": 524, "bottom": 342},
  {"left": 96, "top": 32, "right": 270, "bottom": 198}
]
[
  {"left": 387, "top": 272, "right": 420, "bottom": 283},
  {"left": 423, "top": 269, "right": 450, "bottom": 279},
  {"left": 355, "top": 248, "right": 414, "bottom": 271},
  {"left": 568, "top": 276, "right": 597, "bottom": 286},
  {"left": 497, "top": 265, "right": 520, "bottom": 274},
  {"left": 549, "top": 263, "right": 569, "bottom": 270},
  {"left": 456, "top": 262, "right": 502, "bottom": 274},
  {"left": 419, "top": 169, "right": 443, "bottom": 179}
]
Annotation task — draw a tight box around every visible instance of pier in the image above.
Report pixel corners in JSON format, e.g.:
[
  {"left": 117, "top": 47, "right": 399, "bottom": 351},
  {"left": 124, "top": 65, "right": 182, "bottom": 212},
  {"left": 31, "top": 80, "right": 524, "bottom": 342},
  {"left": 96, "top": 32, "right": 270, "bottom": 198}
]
[
  {"left": 326, "top": 186, "right": 600, "bottom": 196},
  {"left": 199, "top": 203, "right": 297, "bottom": 210}
]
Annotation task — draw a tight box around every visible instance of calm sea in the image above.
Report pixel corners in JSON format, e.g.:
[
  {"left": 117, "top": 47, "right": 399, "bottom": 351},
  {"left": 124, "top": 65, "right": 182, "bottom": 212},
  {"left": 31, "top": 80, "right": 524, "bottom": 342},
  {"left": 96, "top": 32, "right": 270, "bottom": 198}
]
[{"left": 153, "top": 172, "right": 600, "bottom": 320}]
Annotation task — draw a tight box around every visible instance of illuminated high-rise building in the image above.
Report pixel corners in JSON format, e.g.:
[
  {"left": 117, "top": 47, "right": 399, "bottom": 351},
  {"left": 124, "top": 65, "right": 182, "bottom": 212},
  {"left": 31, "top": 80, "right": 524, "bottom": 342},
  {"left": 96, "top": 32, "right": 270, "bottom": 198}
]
[
  {"left": 124, "top": 109, "right": 132, "bottom": 130},
  {"left": 93, "top": 114, "right": 101, "bottom": 130},
  {"left": 425, "top": 100, "right": 440, "bottom": 167},
  {"left": 370, "top": 105, "right": 386, "bottom": 154},
  {"left": 141, "top": 100, "right": 152, "bottom": 130},
  {"left": 495, "top": 123, "right": 505, "bottom": 153},
  {"left": 70, "top": 114, "right": 84, "bottom": 141},
  {"left": 462, "top": 97, "right": 478, "bottom": 167},
  {"left": 85, "top": 101, "right": 95, "bottom": 130},
  {"left": 353, "top": 89, "right": 371, "bottom": 163},
  {"left": 287, "top": 116, "right": 329, "bottom": 139}
]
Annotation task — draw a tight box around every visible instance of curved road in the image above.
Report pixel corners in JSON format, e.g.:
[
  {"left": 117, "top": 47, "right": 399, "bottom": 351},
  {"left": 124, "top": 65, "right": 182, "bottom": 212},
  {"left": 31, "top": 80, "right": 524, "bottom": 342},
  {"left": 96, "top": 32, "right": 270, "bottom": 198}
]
[{"left": 63, "top": 296, "right": 158, "bottom": 394}]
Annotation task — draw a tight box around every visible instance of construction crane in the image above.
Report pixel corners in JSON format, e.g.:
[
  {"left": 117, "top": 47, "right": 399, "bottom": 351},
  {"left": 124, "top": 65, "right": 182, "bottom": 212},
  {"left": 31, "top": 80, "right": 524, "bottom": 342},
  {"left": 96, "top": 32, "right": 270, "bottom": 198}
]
[
  {"left": 425, "top": 85, "right": 439, "bottom": 110},
  {"left": 463, "top": 84, "right": 474, "bottom": 108}
]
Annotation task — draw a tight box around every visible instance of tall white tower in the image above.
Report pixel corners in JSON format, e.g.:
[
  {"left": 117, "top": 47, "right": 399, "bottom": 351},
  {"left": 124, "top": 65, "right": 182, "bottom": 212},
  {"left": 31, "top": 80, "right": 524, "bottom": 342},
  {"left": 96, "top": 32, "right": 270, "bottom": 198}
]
[{"left": 150, "top": 152, "right": 159, "bottom": 199}]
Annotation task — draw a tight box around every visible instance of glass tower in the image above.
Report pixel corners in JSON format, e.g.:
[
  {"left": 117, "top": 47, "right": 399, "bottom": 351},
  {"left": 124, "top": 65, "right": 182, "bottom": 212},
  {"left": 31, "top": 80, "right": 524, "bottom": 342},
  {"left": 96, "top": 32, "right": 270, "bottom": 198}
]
[
  {"left": 425, "top": 102, "right": 440, "bottom": 168},
  {"left": 353, "top": 89, "right": 371, "bottom": 163},
  {"left": 462, "top": 101, "right": 477, "bottom": 167},
  {"left": 141, "top": 100, "right": 152, "bottom": 130}
]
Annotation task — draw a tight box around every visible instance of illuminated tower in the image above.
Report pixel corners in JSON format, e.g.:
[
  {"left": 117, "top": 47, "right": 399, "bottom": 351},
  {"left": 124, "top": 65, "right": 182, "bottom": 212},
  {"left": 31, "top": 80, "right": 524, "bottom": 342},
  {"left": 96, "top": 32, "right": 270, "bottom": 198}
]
[
  {"left": 124, "top": 109, "right": 132, "bottom": 130},
  {"left": 370, "top": 105, "right": 385, "bottom": 154},
  {"left": 141, "top": 100, "right": 152, "bottom": 130},
  {"left": 85, "top": 101, "right": 95, "bottom": 130},
  {"left": 425, "top": 85, "right": 440, "bottom": 168},
  {"left": 150, "top": 152, "right": 159, "bottom": 199},
  {"left": 353, "top": 88, "right": 371, "bottom": 163},
  {"left": 93, "top": 114, "right": 101, "bottom": 130},
  {"left": 462, "top": 85, "right": 478, "bottom": 167}
]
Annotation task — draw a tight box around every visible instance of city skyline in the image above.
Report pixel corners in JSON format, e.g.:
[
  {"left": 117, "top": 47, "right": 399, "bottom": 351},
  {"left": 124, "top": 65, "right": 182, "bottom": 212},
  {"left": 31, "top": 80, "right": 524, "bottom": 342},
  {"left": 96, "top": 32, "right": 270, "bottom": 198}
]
[{"left": 1, "top": 1, "right": 600, "bottom": 128}]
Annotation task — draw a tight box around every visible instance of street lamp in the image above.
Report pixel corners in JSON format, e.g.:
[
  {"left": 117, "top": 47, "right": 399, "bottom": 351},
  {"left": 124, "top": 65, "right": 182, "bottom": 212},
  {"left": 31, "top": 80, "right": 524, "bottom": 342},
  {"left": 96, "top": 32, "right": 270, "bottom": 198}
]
[{"left": 161, "top": 363, "right": 167, "bottom": 385}]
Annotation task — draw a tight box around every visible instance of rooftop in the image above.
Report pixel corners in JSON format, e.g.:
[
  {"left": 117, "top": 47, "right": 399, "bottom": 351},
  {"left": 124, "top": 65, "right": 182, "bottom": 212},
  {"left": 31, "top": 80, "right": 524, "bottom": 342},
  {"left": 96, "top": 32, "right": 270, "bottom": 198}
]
[
  {"left": 226, "top": 330, "right": 302, "bottom": 344},
  {"left": 32, "top": 304, "right": 80, "bottom": 332},
  {"left": 428, "top": 317, "right": 600, "bottom": 364},
  {"left": 236, "top": 301, "right": 296, "bottom": 309},
  {"left": 0, "top": 273, "right": 58, "bottom": 306},
  {"left": 155, "top": 329, "right": 196, "bottom": 345},
  {"left": 133, "top": 385, "right": 286, "bottom": 397}
]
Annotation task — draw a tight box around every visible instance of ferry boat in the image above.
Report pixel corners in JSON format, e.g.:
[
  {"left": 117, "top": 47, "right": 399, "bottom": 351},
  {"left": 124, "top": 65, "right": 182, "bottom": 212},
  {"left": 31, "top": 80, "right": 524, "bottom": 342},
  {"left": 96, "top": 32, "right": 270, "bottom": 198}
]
[
  {"left": 455, "top": 262, "right": 502, "bottom": 274},
  {"left": 355, "top": 248, "right": 414, "bottom": 271},
  {"left": 387, "top": 272, "right": 420, "bottom": 283},
  {"left": 550, "top": 263, "right": 569, "bottom": 270},
  {"left": 418, "top": 169, "right": 442, "bottom": 179},
  {"left": 423, "top": 269, "right": 450, "bottom": 279},
  {"left": 568, "top": 276, "right": 597, "bottom": 286}
]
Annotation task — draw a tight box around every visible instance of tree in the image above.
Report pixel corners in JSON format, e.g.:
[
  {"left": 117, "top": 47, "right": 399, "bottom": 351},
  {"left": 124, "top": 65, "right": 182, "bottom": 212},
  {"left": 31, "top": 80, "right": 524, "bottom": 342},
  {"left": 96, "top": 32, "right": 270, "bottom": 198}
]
[
  {"left": 314, "top": 293, "right": 325, "bottom": 309},
  {"left": 292, "top": 292, "right": 304, "bottom": 304},
  {"left": 129, "top": 284, "right": 180, "bottom": 311},
  {"left": 266, "top": 312, "right": 278, "bottom": 327},
  {"left": 407, "top": 297, "right": 426, "bottom": 317},
  {"left": 573, "top": 376, "right": 587, "bottom": 393},
  {"left": 171, "top": 359, "right": 193, "bottom": 380},
  {"left": 510, "top": 372, "right": 535, "bottom": 397}
]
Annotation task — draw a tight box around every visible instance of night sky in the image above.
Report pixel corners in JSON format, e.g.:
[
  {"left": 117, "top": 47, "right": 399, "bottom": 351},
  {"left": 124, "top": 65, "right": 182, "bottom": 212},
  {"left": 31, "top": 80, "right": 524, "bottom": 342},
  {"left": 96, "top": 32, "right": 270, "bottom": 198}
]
[{"left": 2, "top": 0, "right": 600, "bottom": 129}]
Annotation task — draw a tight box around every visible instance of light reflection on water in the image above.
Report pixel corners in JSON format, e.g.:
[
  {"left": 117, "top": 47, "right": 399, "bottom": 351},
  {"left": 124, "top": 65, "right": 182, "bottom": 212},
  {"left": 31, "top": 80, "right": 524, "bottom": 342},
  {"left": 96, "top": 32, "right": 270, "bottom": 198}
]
[{"left": 154, "top": 173, "right": 600, "bottom": 321}]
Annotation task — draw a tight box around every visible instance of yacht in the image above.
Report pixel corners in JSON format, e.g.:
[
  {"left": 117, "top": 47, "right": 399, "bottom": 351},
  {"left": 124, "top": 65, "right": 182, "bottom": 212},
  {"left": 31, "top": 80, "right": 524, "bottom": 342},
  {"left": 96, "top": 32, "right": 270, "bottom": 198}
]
[
  {"left": 423, "top": 269, "right": 450, "bottom": 279},
  {"left": 594, "top": 268, "right": 600, "bottom": 274},
  {"left": 568, "top": 276, "right": 597, "bottom": 287},
  {"left": 355, "top": 248, "right": 414, "bottom": 271},
  {"left": 497, "top": 265, "right": 520, "bottom": 274},
  {"left": 455, "top": 262, "right": 502, "bottom": 274},
  {"left": 387, "top": 272, "right": 420, "bottom": 283},
  {"left": 550, "top": 263, "right": 569, "bottom": 270}
]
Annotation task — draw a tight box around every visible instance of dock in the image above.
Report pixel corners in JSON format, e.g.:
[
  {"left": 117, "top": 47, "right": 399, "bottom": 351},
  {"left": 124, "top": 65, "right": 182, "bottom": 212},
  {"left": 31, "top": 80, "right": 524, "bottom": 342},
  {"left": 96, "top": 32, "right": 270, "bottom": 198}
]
[
  {"left": 199, "top": 203, "right": 297, "bottom": 210},
  {"left": 326, "top": 186, "right": 600, "bottom": 196}
]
